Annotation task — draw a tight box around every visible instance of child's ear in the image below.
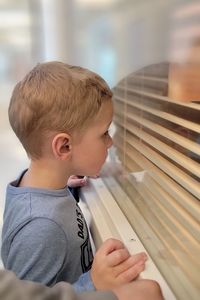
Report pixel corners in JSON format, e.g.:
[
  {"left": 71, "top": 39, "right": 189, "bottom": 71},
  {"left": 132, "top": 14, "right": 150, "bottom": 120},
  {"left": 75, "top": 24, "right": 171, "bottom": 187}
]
[{"left": 52, "top": 133, "right": 72, "bottom": 160}]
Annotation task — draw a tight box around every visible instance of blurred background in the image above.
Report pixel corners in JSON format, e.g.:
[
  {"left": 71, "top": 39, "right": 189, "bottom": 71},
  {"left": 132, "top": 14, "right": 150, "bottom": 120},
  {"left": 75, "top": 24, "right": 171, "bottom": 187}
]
[
  {"left": 0, "top": 3, "right": 199, "bottom": 296},
  {"left": 0, "top": 0, "right": 173, "bottom": 227}
]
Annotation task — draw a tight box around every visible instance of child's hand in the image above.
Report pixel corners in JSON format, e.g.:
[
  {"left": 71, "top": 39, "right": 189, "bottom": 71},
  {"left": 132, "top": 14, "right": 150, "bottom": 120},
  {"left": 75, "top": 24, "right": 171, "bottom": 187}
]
[
  {"left": 67, "top": 174, "right": 99, "bottom": 188},
  {"left": 91, "top": 238, "right": 147, "bottom": 290},
  {"left": 67, "top": 175, "right": 87, "bottom": 188}
]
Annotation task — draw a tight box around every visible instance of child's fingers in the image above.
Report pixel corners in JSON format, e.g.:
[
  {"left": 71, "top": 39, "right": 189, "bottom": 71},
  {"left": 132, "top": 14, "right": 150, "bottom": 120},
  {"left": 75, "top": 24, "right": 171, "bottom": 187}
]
[
  {"left": 117, "top": 260, "right": 146, "bottom": 283},
  {"left": 113, "top": 252, "right": 147, "bottom": 277},
  {"left": 106, "top": 248, "right": 130, "bottom": 267},
  {"left": 97, "top": 238, "right": 125, "bottom": 256},
  {"left": 69, "top": 175, "right": 79, "bottom": 179},
  {"left": 68, "top": 176, "right": 87, "bottom": 187}
]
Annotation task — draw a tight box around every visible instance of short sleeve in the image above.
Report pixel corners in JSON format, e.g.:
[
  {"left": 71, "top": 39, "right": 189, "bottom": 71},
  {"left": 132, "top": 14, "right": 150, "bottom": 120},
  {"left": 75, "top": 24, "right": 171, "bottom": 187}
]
[{"left": 6, "top": 218, "right": 67, "bottom": 286}]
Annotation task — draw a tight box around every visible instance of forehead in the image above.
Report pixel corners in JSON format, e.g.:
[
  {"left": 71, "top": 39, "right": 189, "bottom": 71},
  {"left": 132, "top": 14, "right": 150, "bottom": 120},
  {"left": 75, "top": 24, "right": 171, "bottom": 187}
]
[{"left": 93, "top": 100, "right": 113, "bottom": 127}]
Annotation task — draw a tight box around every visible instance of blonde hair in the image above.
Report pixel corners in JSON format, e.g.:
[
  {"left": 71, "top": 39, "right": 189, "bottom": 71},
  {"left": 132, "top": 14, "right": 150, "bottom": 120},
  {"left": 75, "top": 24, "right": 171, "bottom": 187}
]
[{"left": 9, "top": 61, "right": 112, "bottom": 159}]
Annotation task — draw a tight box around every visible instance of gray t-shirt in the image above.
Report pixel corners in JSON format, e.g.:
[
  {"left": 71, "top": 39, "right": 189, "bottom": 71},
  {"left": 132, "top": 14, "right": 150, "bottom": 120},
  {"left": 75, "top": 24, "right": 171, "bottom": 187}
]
[{"left": 1, "top": 171, "right": 94, "bottom": 292}]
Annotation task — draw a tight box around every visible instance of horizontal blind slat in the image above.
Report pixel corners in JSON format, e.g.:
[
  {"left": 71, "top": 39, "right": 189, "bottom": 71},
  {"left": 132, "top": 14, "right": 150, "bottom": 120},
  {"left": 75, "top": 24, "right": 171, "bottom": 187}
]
[
  {"left": 140, "top": 174, "right": 200, "bottom": 242},
  {"left": 127, "top": 113, "right": 200, "bottom": 155},
  {"left": 115, "top": 95, "right": 200, "bottom": 133},
  {"left": 115, "top": 85, "right": 200, "bottom": 110},
  {"left": 124, "top": 131, "right": 200, "bottom": 199},
  {"left": 130, "top": 75, "right": 168, "bottom": 83},
  {"left": 114, "top": 116, "right": 200, "bottom": 177},
  {"left": 114, "top": 136, "right": 200, "bottom": 220},
  {"left": 114, "top": 110, "right": 200, "bottom": 156}
]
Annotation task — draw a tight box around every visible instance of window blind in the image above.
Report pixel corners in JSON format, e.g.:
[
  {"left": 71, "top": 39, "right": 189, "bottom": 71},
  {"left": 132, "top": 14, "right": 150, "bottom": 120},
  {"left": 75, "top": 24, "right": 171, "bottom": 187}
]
[{"left": 105, "top": 61, "right": 200, "bottom": 300}]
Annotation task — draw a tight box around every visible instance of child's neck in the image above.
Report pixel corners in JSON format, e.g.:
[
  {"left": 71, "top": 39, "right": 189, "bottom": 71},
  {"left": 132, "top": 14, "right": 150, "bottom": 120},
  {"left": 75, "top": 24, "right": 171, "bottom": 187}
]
[{"left": 19, "top": 160, "right": 71, "bottom": 190}]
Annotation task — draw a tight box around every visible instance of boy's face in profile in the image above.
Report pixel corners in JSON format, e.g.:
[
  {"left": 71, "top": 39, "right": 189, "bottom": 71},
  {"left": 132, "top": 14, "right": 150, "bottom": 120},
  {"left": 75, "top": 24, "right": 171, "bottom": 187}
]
[{"left": 71, "top": 100, "right": 113, "bottom": 177}]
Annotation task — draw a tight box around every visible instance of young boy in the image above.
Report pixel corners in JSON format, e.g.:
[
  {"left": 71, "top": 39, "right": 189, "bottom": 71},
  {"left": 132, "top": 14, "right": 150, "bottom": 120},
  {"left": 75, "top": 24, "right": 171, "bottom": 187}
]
[{"left": 1, "top": 62, "right": 160, "bottom": 296}]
